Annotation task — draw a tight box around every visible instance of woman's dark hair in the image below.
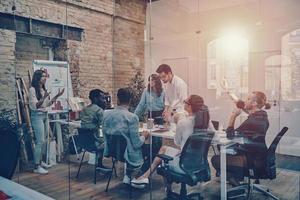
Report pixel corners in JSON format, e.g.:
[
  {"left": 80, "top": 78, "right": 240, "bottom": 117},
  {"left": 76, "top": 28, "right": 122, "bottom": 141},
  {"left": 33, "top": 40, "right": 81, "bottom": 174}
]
[
  {"left": 31, "top": 69, "right": 46, "bottom": 100},
  {"left": 194, "top": 105, "right": 210, "bottom": 129},
  {"left": 187, "top": 95, "right": 204, "bottom": 113},
  {"left": 147, "top": 74, "right": 163, "bottom": 97},
  {"left": 252, "top": 91, "right": 271, "bottom": 110}
]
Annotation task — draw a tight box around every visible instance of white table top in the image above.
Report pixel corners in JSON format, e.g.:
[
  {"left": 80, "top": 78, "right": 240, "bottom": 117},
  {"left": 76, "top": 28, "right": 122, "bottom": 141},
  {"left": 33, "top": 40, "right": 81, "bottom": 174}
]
[
  {"left": 50, "top": 119, "right": 81, "bottom": 128},
  {"left": 0, "top": 176, "right": 55, "bottom": 200},
  {"left": 139, "top": 128, "right": 244, "bottom": 146}
]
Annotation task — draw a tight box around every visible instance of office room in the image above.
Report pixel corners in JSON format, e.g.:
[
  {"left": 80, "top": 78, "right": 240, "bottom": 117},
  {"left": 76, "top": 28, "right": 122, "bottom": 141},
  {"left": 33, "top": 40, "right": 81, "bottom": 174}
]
[{"left": 0, "top": 0, "right": 299, "bottom": 199}]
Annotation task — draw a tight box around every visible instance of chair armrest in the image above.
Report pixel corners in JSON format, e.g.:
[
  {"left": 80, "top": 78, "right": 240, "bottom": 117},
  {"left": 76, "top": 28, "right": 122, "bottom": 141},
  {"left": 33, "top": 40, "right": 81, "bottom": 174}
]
[
  {"left": 234, "top": 146, "right": 248, "bottom": 153},
  {"left": 157, "top": 154, "right": 173, "bottom": 162}
]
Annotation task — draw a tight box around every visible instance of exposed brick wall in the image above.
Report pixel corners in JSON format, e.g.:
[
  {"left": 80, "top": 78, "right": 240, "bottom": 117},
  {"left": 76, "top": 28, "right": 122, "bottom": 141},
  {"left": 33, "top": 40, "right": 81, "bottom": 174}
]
[
  {"left": 0, "top": 29, "right": 16, "bottom": 119},
  {"left": 0, "top": 0, "right": 146, "bottom": 106},
  {"left": 15, "top": 34, "right": 49, "bottom": 87},
  {"left": 113, "top": 18, "right": 145, "bottom": 92}
]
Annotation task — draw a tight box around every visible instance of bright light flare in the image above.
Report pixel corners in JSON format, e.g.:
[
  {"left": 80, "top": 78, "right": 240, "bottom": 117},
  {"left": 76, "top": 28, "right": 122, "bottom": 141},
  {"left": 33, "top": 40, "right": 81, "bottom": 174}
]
[{"left": 220, "top": 29, "right": 248, "bottom": 59}]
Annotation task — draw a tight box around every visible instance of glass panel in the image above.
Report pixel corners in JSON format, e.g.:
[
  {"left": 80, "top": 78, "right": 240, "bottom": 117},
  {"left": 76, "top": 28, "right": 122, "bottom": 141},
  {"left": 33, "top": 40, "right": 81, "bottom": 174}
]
[
  {"left": 147, "top": 1, "right": 299, "bottom": 200},
  {"left": 0, "top": 1, "right": 70, "bottom": 199}
]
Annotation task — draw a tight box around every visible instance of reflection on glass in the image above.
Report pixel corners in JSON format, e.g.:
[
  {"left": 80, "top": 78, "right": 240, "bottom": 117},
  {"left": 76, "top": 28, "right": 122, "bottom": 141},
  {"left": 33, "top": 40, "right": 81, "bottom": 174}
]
[
  {"left": 281, "top": 29, "right": 300, "bottom": 100},
  {"left": 207, "top": 34, "right": 249, "bottom": 97}
]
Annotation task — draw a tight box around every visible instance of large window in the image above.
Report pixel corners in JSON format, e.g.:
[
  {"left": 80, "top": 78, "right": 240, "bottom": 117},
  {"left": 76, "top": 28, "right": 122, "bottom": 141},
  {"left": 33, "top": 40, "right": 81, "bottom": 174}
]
[
  {"left": 207, "top": 34, "right": 249, "bottom": 97},
  {"left": 281, "top": 29, "right": 300, "bottom": 100}
]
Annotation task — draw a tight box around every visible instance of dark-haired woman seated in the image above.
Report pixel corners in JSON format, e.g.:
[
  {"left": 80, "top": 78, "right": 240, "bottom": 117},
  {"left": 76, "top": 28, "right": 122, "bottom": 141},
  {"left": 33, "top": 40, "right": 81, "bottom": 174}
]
[
  {"left": 211, "top": 91, "right": 271, "bottom": 186},
  {"left": 131, "top": 95, "right": 210, "bottom": 188}
]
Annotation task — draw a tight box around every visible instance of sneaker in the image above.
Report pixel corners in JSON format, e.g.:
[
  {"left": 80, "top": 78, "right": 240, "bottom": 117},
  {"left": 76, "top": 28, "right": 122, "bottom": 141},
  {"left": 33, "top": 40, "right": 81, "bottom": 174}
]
[
  {"left": 41, "top": 161, "right": 53, "bottom": 169},
  {"left": 131, "top": 177, "right": 149, "bottom": 185},
  {"left": 123, "top": 175, "right": 131, "bottom": 184},
  {"left": 33, "top": 166, "right": 48, "bottom": 174},
  {"left": 131, "top": 182, "right": 146, "bottom": 189}
]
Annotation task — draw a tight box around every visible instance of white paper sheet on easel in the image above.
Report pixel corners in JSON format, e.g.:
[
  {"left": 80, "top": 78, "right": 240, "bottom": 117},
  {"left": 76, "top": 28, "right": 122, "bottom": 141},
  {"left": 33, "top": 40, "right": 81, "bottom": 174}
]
[{"left": 33, "top": 60, "right": 73, "bottom": 111}]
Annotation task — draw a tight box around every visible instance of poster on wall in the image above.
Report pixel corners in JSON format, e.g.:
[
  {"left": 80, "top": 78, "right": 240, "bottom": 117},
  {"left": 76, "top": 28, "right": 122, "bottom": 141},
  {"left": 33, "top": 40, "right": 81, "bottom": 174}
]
[{"left": 33, "top": 60, "right": 73, "bottom": 111}]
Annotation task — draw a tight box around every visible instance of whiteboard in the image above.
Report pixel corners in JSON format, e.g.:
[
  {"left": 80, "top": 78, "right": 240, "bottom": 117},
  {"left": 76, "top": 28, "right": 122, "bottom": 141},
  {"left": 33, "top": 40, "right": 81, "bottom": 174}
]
[{"left": 33, "top": 60, "right": 73, "bottom": 111}]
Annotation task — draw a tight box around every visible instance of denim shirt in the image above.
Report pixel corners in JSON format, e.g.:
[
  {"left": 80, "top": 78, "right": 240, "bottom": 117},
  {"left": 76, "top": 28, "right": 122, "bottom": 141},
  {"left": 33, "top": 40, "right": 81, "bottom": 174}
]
[
  {"left": 102, "top": 106, "right": 145, "bottom": 167},
  {"left": 80, "top": 104, "right": 103, "bottom": 130},
  {"left": 134, "top": 89, "right": 165, "bottom": 119}
]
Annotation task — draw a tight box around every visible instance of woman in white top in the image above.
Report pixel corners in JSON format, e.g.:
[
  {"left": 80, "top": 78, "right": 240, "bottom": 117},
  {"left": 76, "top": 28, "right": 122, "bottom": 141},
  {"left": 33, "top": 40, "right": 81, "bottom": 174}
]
[
  {"left": 29, "top": 69, "right": 64, "bottom": 174},
  {"left": 131, "top": 95, "right": 210, "bottom": 186}
]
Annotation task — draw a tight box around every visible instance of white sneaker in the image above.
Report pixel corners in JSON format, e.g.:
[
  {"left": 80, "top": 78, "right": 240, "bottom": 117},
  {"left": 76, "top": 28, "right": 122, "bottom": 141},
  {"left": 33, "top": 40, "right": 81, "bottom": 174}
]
[
  {"left": 131, "top": 177, "right": 149, "bottom": 185},
  {"left": 131, "top": 182, "right": 147, "bottom": 189},
  {"left": 33, "top": 166, "right": 48, "bottom": 174},
  {"left": 41, "top": 161, "right": 53, "bottom": 169},
  {"left": 123, "top": 175, "right": 131, "bottom": 184}
]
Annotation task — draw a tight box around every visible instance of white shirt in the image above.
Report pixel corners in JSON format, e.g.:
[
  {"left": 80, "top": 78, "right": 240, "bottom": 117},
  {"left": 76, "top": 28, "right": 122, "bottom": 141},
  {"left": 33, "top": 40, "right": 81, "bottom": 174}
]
[
  {"left": 174, "top": 115, "right": 216, "bottom": 150},
  {"left": 174, "top": 115, "right": 195, "bottom": 150},
  {"left": 163, "top": 75, "right": 188, "bottom": 112},
  {"left": 29, "top": 87, "right": 51, "bottom": 112}
]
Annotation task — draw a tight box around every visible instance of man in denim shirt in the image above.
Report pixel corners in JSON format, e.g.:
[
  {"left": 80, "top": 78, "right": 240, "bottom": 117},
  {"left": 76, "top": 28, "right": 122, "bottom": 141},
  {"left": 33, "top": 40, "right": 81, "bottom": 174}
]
[{"left": 102, "top": 88, "right": 149, "bottom": 184}]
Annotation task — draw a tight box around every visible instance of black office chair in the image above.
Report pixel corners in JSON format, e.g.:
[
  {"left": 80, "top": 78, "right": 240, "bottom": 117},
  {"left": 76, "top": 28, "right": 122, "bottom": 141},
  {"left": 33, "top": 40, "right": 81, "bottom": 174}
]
[
  {"left": 104, "top": 134, "right": 141, "bottom": 199},
  {"left": 76, "top": 128, "right": 109, "bottom": 184},
  {"left": 228, "top": 127, "right": 289, "bottom": 200},
  {"left": 0, "top": 127, "right": 20, "bottom": 179},
  {"left": 157, "top": 131, "right": 214, "bottom": 200}
]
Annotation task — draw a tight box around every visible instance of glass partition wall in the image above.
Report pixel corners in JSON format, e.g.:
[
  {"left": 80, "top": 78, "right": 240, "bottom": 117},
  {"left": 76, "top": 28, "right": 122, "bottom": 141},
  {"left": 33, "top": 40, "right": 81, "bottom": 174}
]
[
  {"left": 1, "top": 0, "right": 299, "bottom": 200},
  {"left": 147, "top": 0, "right": 300, "bottom": 200},
  {"left": 8, "top": 0, "right": 71, "bottom": 199}
]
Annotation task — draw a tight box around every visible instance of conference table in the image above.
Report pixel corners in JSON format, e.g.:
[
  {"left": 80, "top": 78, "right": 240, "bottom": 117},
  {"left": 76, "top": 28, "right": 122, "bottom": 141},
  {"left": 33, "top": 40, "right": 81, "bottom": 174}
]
[
  {"left": 0, "top": 176, "right": 55, "bottom": 200},
  {"left": 52, "top": 120, "right": 241, "bottom": 199},
  {"left": 143, "top": 127, "right": 244, "bottom": 200}
]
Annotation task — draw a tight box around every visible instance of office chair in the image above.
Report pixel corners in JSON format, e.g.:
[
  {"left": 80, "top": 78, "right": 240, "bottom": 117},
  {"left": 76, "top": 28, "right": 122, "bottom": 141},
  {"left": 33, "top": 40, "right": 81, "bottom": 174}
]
[
  {"left": 104, "top": 134, "right": 140, "bottom": 199},
  {"left": 228, "top": 127, "right": 289, "bottom": 200},
  {"left": 0, "top": 127, "right": 20, "bottom": 179},
  {"left": 76, "top": 128, "right": 110, "bottom": 184},
  {"left": 157, "top": 131, "right": 214, "bottom": 200}
]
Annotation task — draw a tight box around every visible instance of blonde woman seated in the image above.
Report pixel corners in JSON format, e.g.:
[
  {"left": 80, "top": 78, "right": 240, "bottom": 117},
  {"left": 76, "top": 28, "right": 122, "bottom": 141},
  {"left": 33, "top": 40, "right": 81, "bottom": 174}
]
[{"left": 131, "top": 95, "right": 210, "bottom": 187}]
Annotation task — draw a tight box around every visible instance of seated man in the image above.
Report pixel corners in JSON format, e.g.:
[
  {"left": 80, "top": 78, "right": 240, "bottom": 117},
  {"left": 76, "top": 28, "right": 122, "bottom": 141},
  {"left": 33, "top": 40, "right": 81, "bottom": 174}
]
[
  {"left": 131, "top": 95, "right": 210, "bottom": 188},
  {"left": 211, "top": 91, "right": 270, "bottom": 186},
  {"left": 102, "top": 88, "right": 149, "bottom": 184},
  {"left": 80, "top": 89, "right": 110, "bottom": 171}
]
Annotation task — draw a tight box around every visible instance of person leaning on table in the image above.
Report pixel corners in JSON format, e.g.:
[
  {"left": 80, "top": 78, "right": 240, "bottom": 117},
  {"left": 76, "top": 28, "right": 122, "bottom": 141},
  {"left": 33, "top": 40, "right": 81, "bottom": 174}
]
[
  {"left": 29, "top": 69, "right": 64, "bottom": 174},
  {"left": 131, "top": 95, "right": 210, "bottom": 188},
  {"left": 134, "top": 74, "right": 165, "bottom": 173},
  {"left": 102, "top": 88, "right": 150, "bottom": 185},
  {"left": 156, "top": 64, "right": 188, "bottom": 122},
  {"left": 211, "top": 91, "right": 270, "bottom": 186}
]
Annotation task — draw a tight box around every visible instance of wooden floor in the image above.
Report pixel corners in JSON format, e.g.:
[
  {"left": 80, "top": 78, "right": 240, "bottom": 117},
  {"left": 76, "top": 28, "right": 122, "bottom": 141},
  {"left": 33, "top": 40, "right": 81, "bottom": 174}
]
[{"left": 12, "top": 157, "right": 300, "bottom": 200}]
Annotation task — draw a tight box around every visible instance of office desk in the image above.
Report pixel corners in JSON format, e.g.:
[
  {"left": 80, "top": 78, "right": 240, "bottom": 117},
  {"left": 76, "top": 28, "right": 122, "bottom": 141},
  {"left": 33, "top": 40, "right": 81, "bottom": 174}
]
[
  {"left": 142, "top": 128, "right": 244, "bottom": 200},
  {"left": 0, "top": 176, "right": 55, "bottom": 200}
]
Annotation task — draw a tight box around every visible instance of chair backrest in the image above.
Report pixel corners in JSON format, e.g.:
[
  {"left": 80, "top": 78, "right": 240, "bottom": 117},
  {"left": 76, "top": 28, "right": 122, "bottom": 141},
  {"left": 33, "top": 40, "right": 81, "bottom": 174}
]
[
  {"left": 77, "top": 128, "right": 99, "bottom": 152},
  {"left": 105, "top": 134, "right": 127, "bottom": 163},
  {"left": 248, "top": 127, "right": 288, "bottom": 179},
  {"left": 179, "top": 131, "right": 214, "bottom": 173},
  {"left": 0, "top": 129, "right": 20, "bottom": 179},
  {"left": 267, "top": 127, "right": 288, "bottom": 157}
]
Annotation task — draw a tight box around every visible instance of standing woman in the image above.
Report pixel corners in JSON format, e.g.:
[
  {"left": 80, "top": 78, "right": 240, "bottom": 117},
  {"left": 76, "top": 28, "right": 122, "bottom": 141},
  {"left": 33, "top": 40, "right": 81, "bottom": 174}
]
[
  {"left": 134, "top": 74, "right": 165, "bottom": 173},
  {"left": 29, "top": 69, "right": 64, "bottom": 174},
  {"left": 134, "top": 74, "right": 165, "bottom": 121}
]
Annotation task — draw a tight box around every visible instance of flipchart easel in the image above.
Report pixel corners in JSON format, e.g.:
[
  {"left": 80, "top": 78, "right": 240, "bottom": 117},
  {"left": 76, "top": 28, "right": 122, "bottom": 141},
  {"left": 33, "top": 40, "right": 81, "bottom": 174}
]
[{"left": 33, "top": 60, "right": 73, "bottom": 162}]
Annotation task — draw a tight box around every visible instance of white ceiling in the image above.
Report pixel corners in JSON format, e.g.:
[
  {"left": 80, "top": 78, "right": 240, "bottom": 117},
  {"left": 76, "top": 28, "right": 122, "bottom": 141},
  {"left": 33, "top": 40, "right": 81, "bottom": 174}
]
[{"left": 151, "top": 0, "right": 258, "bottom": 14}]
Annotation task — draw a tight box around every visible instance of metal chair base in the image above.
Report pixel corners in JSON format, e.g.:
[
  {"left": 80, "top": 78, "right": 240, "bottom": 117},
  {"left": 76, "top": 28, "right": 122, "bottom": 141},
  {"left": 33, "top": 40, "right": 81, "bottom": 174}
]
[{"left": 227, "top": 180, "right": 279, "bottom": 200}]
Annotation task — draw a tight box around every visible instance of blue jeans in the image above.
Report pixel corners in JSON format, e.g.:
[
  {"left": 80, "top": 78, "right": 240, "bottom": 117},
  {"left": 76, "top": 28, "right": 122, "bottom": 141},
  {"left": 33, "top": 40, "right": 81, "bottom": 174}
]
[{"left": 31, "top": 111, "right": 49, "bottom": 165}]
